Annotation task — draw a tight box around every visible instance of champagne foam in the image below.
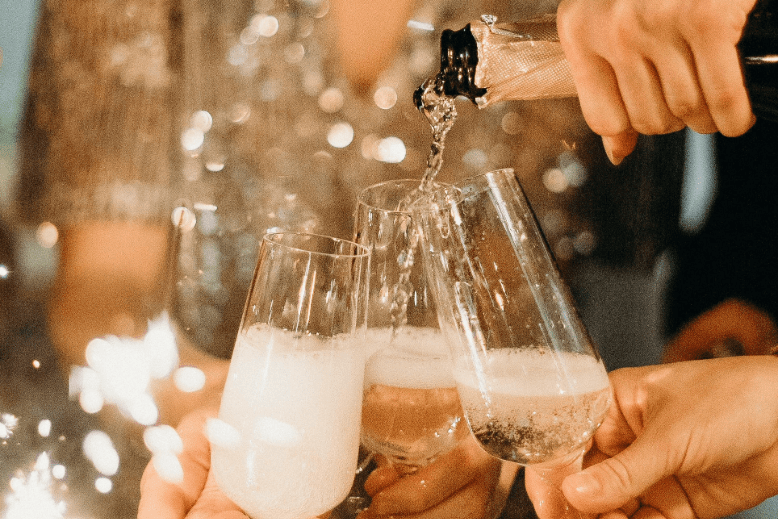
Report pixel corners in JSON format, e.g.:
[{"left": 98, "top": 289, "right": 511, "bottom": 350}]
[
  {"left": 213, "top": 324, "right": 364, "bottom": 519},
  {"left": 454, "top": 348, "right": 609, "bottom": 396},
  {"left": 365, "top": 327, "right": 455, "bottom": 389}
]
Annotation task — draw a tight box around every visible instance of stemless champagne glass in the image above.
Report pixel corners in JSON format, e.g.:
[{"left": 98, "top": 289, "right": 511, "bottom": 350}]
[
  {"left": 413, "top": 169, "right": 612, "bottom": 519},
  {"left": 353, "top": 179, "right": 469, "bottom": 474},
  {"left": 209, "top": 232, "right": 370, "bottom": 519}
]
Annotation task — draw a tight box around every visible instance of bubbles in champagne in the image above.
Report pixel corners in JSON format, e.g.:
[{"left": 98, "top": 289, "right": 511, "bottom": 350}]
[
  {"left": 212, "top": 324, "right": 365, "bottom": 519},
  {"left": 454, "top": 348, "right": 611, "bottom": 465},
  {"left": 469, "top": 386, "right": 611, "bottom": 464},
  {"left": 388, "top": 230, "right": 417, "bottom": 335},
  {"left": 362, "top": 327, "right": 466, "bottom": 467},
  {"left": 364, "top": 327, "right": 454, "bottom": 390}
]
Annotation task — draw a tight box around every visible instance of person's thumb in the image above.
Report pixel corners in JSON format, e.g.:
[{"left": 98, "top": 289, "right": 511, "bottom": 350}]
[{"left": 560, "top": 438, "right": 670, "bottom": 513}]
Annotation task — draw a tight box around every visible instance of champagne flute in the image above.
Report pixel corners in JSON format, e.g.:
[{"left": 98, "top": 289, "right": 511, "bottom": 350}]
[
  {"left": 354, "top": 179, "right": 469, "bottom": 473},
  {"left": 412, "top": 169, "right": 612, "bottom": 519},
  {"left": 209, "top": 232, "right": 370, "bottom": 519}
]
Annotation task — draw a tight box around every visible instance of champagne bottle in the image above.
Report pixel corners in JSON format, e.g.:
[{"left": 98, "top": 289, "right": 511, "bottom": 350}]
[
  {"left": 416, "top": 0, "right": 778, "bottom": 122},
  {"left": 740, "top": 0, "right": 778, "bottom": 120}
]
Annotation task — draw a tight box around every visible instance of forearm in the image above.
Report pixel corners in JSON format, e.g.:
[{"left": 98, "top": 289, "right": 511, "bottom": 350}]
[{"left": 48, "top": 221, "right": 168, "bottom": 367}]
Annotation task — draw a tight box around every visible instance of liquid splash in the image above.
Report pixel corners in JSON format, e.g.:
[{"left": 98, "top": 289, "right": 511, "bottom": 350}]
[{"left": 413, "top": 76, "right": 458, "bottom": 192}]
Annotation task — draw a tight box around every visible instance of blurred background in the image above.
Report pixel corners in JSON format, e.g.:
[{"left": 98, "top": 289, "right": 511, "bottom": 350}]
[
  {"left": 1, "top": 0, "right": 55, "bottom": 290},
  {"left": 0, "top": 0, "right": 671, "bottom": 381}
]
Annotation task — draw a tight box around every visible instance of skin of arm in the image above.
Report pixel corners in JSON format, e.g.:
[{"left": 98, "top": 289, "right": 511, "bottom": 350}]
[{"left": 50, "top": 222, "right": 229, "bottom": 428}]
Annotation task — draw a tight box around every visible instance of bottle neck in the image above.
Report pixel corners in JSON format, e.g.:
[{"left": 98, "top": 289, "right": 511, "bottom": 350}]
[
  {"left": 437, "top": 24, "right": 486, "bottom": 102},
  {"left": 739, "top": 0, "right": 778, "bottom": 122},
  {"left": 739, "top": 0, "right": 777, "bottom": 55}
]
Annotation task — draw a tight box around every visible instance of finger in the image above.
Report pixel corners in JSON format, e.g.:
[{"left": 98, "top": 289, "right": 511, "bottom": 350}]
[
  {"left": 640, "top": 476, "right": 696, "bottom": 519},
  {"left": 525, "top": 466, "right": 577, "bottom": 519},
  {"left": 588, "top": 391, "right": 640, "bottom": 460},
  {"left": 692, "top": 39, "right": 755, "bottom": 136},
  {"left": 364, "top": 465, "right": 402, "bottom": 496},
  {"left": 138, "top": 408, "right": 217, "bottom": 519},
  {"left": 367, "top": 438, "right": 500, "bottom": 515},
  {"left": 556, "top": 9, "right": 633, "bottom": 140},
  {"left": 632, "top": 504, "right": 671, "bottom": 519},
  {"left": 602, "top": 130, "right": 639, "bottom": 166},
  {"left": 561, "top": 432, "right": 673, "bottom": 515},
  {"left": 651, "top": 43, "right": 718, "bottom": 134},
  {"left": 611, "top": 57, "right": 685, "bottom": 136},
  {"left": 138, "top": 461, "right": 191, "bottom": 519},
  {"left": 600, "top": 513, "right": 630, "bottom": 519},
  {"left": 186, "top": 471, "right": 249, "bottom": 519},
  {"left": 569, "top": 53, "right": 633, "bottom": 140},
  {"left": 577, "top": 451, "right": 642, "bottom": 518},
  {"left": 662, "top": 299, "right": 778, "bottom": 362},
  {"left": 360, "top": 474, "right": 501, "bottom": 519}
]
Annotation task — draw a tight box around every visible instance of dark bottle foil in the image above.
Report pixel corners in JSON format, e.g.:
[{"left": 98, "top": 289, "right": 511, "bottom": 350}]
[
  {"left": 739, "top": 0, "right": 778, "bottom": 122},
  {"left": 438, "top": 24, "right": 486, "bottom": 102},
  {"left": 412, "top": 24, "right": 484, "bottom": 109}
]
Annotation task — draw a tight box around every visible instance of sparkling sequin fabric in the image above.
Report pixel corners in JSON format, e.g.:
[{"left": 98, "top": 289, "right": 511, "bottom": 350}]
[
  {"left": 20, "top": 0, "right": 175, "bottom": 225},
  {"left": 21, "top": 0, "right": 593, "bottom": 360}
]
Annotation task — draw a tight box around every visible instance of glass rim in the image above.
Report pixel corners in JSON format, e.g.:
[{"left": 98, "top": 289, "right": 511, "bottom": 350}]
[
  {"left": 430, "top": 168, "right": 518, "bottom": 208},
  {"left": 262, "top": 231, "right": 370, "bottom": 258},
  {"left": 357, "top": 178, "right": 455, "bottom": 215},
  {"left": 456, "top": 167, "right": 516, "bottom": 191}
]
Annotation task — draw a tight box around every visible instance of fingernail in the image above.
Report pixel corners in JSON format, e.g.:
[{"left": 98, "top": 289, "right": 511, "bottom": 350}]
[
  {"left": 568, "top": 472, "right": 601, "bottom": 495},
  {"left": 602, "top": 136, "right": 623, "bottom": 166}
]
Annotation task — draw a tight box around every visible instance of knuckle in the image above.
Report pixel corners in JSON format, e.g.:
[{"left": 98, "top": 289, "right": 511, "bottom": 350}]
[
  {"left": 684, "top": 0, "right": 746, "bottom": 44},
  {"left": 556, "top": 1, "right": 589, "bottom": 47},
  {"left": 602, "top": 456, "right": 637, "bottom": 495},
  {"left": 706, "top": 89, "right": 740, "bottom": 114},
  {"left": 636, "top": 1, "right": 675, "bottom": 35},
  {"left": 684, "top": 3, "right": 726, "bottom": 40},
  {"left": 630, "top": 111, "right": 684, "bottom": 136},
  {"left": 610, "top": 14, "right": 637, "bottom": 52},
  {"left": 629, "top": 117, "right": 663, "bottom": 135},
  {"left": 688, "top": 114, "right": 718, "bottom": 135},
  {"left": 707, "top": 90, "right": 749, "bottom": 130},
  {"left": 666, "top": 96, "right": 701, "bottom": 121}
]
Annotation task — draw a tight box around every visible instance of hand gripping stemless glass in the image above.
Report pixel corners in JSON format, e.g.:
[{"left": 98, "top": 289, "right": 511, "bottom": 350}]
[
  {"left": 354, "top": 180, "right": 469, "bottom": 474},
  {"left": 412, "top": 169, "right": 612, "bottom": 519},
  {"left": 210, "top": 232, "right": 370, "bottom": 519}
]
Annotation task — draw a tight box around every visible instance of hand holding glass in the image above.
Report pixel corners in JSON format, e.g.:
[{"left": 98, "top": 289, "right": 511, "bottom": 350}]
[
  {"left": 210, "top": 232, "right": 370, "bottom": 519},
  {"left": 413, "top": 169, "right": 611, "bottom": 518}
]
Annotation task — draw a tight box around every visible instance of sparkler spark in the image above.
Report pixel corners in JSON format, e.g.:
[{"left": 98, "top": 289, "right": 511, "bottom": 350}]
[
  {"left": 83, "top": 431, "right": 119, "bottom": 477},
  {"left": 0, "top": 414, "right": 19, "bottom": 439},
  {"left": 69, "top": 312, "right": 180, "bottom": 424},
  {"left": 144, "top": 425, "right": 185, "bottom": 483},
  {"left": 4, "top": 453, "right": 66, "bottom": 519},
  {"left": 43, "top": 311, "right": 211, "bottom": 504}
]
